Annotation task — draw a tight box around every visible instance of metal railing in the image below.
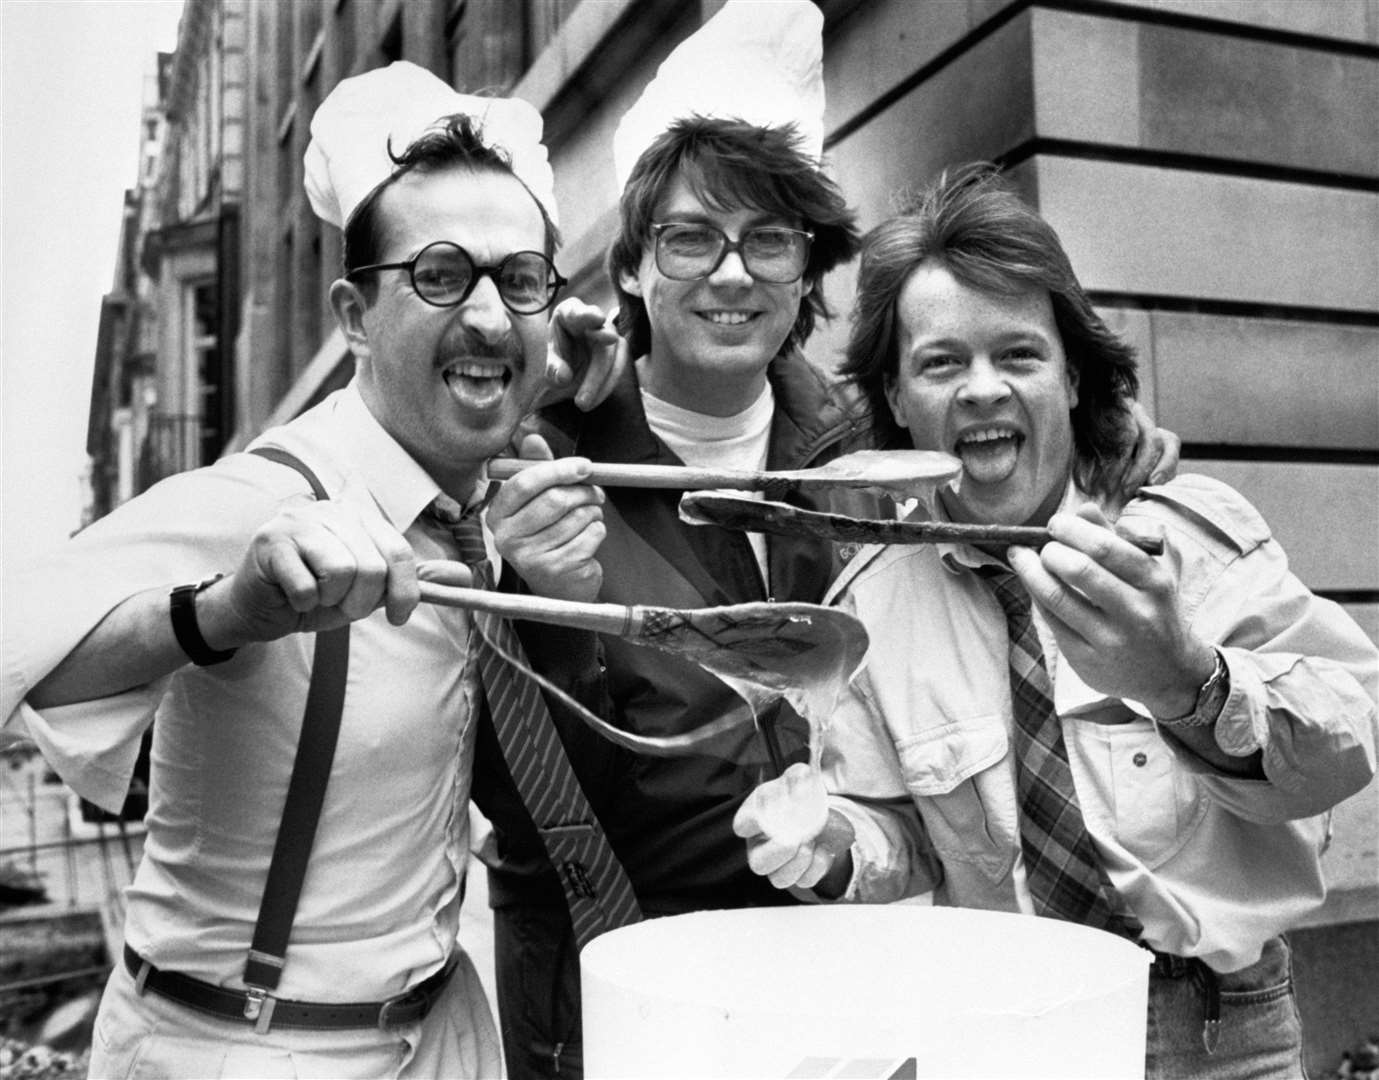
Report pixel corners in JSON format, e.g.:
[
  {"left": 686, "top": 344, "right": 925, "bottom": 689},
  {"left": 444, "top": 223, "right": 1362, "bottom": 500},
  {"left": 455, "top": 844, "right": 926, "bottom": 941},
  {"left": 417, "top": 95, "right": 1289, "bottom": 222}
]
[{"left": 138, "top": 411, "right": 204, "bottom": 489}]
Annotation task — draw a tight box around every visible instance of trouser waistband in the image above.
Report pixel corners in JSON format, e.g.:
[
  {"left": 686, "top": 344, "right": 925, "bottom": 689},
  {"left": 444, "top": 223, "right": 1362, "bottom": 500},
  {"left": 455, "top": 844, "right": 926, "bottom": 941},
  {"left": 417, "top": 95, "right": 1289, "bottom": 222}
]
[
  {"left": 1143, "top": 946, "right": 1221, "bottom": 1052},
  {"left": 123, "top": 945, "right": 457, "bottom": 1033}
]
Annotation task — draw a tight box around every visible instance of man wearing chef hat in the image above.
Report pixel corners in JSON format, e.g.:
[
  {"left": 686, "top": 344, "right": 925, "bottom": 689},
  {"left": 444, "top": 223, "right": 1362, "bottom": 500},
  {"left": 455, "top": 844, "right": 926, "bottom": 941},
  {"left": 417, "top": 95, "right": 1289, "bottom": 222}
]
[
  {"left": 3, "top": 61, "right": 609, "bottom": 1076},
  {"left": 472, "top": 5, "right": 880, "bottom": 1078}
]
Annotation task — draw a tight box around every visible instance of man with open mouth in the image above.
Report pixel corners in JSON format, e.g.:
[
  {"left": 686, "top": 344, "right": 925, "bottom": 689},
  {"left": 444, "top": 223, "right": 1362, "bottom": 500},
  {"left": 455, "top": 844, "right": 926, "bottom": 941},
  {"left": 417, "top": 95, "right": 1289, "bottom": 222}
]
[{"left": 3, "top": 60, "right": 616, "bottom": 1078}]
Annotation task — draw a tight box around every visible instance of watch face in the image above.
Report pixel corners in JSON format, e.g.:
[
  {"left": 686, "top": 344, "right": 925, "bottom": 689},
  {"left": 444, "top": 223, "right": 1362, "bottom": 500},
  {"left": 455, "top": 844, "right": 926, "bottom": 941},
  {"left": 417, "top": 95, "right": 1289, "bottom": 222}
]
[
  {"left": 1182, "top": 653, "right": 1229, "bottom": 727},
  {"left": 1158, "top": 652, "right": 1228, "bottom": 727}
]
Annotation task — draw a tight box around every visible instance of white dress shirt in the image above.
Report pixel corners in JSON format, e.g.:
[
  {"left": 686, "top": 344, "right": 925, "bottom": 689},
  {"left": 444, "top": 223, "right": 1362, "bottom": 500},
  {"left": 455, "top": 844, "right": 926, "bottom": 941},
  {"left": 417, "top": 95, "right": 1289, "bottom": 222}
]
[{"left": 2, "top": 384, "right": 495, "bottom": 1011}]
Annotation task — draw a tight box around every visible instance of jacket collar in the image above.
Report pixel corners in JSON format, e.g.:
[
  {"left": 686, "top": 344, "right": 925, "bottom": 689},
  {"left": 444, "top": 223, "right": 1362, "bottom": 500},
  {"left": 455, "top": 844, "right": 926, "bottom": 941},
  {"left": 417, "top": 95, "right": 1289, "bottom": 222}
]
[{"left": 558, "top": 347, "right": 867, "bottom": 469}]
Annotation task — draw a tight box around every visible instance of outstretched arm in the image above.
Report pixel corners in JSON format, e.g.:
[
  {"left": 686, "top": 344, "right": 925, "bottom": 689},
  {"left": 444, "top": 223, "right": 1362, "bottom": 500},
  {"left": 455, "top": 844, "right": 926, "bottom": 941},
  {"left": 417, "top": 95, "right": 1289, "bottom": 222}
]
[
  {"left": 30, "top": 480, "right": 419, "bottom": 708},
  {"left": 1008, "top": 504, "right": 1237, "bottom": 770},
  {"left": 1011, "top": 499, "right": 1378, "bottom": 815}
]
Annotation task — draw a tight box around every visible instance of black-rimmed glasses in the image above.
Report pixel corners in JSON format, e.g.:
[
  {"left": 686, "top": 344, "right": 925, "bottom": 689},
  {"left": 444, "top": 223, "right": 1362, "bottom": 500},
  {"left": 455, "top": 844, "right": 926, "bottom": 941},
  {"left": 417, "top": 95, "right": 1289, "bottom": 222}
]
[
  {"left": 650, "top": 223, "right": 814, "bottom": 284},
  {"left": 347, "top": 241, "right": 567, "bottom": 314}
]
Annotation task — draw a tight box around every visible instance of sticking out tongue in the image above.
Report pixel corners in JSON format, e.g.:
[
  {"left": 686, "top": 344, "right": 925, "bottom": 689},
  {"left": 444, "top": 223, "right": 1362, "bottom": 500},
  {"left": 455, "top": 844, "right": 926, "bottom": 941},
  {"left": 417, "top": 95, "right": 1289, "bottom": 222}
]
[
  {"left": 957, "top": 432, "right": 1021, "bottom": 485},
  {"left": 443, "top": 364, "right": 509, "bottom": 411}
]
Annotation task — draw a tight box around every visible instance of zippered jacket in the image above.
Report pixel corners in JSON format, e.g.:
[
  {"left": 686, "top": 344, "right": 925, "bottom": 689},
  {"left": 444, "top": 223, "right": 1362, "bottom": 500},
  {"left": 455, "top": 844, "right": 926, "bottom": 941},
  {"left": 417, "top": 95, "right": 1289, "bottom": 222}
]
[{"left": 472, "top": 350, "right": 881, "bottom": 914}]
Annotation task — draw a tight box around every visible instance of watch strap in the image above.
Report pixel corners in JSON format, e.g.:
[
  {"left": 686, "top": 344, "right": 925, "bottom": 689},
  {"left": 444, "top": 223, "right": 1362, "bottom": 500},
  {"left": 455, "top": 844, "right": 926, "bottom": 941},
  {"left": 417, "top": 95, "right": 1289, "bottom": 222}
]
[
  {"left": 170, "top": 574, "right": 237, "bottom": 666},
  {"left": 1158, "top": 648, "right": 1229, "bottom": 728}
]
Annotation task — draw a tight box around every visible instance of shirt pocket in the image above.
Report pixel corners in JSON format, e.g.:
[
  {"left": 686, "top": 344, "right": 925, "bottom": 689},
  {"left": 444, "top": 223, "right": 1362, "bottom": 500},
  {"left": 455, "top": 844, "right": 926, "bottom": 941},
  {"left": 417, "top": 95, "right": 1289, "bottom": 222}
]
[
  {"left": 1105, "top": 726, "right": 1209, "bottom": 870},
  {"left": 895, "top": 720, "right": 1015, "bottom": 880}
]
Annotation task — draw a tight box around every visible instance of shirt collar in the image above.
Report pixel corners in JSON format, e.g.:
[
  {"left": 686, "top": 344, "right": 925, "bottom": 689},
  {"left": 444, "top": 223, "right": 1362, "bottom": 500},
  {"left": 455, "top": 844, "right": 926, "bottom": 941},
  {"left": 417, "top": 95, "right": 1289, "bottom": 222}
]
[
  {"left": 936, "top": 478, "right": 1087, "bottom": 575},
  {"left": 333, "top": 383, "right": 487, "bottom": 530}
]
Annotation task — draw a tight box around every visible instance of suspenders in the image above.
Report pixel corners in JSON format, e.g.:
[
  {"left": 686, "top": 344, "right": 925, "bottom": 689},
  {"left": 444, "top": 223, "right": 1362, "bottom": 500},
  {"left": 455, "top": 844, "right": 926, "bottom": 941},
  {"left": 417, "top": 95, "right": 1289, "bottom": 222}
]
[
  {"left": 233, "top": 446, "right": 634, "bottom": 1032},
  {"left": 240, "top": 446, "right": 350, "bottom": 1030}
]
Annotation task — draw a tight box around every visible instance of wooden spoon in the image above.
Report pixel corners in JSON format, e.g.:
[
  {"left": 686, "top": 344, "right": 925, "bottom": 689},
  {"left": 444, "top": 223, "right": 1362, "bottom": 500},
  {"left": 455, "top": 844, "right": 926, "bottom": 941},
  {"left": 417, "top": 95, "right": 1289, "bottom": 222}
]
[
  {"left": 416, "top": 561, "right": 870, "bottom": 759},
  {"left": 486, "top": 449, "right": 961, "bottom": 499},
  {"left": 679, "top": 493, "right": 1165, "bottom": 555}
]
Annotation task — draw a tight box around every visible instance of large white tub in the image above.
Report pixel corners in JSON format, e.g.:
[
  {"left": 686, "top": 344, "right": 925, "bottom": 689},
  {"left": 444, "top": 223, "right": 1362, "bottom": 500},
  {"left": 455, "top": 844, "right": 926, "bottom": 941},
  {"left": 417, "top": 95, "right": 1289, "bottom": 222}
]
[{"left": 582, "top": 905, "right": 1150, "bottom": 1078}]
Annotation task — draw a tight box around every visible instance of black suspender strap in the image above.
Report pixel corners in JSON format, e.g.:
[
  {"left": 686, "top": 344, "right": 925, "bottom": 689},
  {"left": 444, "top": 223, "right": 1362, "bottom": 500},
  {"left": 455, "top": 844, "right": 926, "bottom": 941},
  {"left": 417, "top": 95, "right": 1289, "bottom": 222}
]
[{"left": 241, "top": 446, "right": 351, "bottom": 1030}]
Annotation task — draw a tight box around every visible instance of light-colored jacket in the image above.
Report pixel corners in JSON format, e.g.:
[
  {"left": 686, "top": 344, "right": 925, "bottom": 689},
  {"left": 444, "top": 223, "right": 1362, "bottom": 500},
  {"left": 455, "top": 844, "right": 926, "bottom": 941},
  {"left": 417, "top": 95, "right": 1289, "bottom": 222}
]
[{"left": 822, "top": 475, "right": 1378, "bottom": 973}]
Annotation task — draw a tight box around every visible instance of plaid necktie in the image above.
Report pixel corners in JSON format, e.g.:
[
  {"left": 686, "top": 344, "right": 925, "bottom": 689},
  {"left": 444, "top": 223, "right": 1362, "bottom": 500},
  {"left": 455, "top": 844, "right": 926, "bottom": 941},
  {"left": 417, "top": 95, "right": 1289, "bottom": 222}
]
[
  {"left": 427, "top": 494, "right": 642, "bottom": 950},
  {"left": 977, "top": 567, "right": 1140, "bottom": 939}
]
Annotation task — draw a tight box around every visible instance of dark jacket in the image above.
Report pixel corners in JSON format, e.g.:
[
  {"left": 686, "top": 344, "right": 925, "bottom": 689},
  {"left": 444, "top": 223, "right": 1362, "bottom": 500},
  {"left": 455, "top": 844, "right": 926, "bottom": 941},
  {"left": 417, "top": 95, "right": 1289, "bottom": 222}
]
[{"left": 471, "top": 352, "right": 882, "bottom": 915}]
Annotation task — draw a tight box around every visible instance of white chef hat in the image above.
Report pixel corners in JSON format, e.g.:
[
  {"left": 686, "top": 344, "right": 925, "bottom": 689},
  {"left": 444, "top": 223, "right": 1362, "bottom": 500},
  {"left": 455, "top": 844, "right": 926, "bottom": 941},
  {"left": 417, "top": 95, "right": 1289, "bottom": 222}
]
[
  {"left": 612, "top": 0, "right": 825, "bottom": 193},
  {"left": 304, "top": 60, "right": 558, "bottom": 230}
]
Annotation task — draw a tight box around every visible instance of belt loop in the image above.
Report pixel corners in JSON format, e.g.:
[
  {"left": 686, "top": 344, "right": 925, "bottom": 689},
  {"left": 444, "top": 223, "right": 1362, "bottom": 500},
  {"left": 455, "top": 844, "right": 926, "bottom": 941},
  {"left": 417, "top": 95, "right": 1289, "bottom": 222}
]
[
  {"left": 1196, "top": 961, "right": 1221, "bottom": 1054},
  {"left": 133, "top": 960, "right": 151, "bottom": 996}
]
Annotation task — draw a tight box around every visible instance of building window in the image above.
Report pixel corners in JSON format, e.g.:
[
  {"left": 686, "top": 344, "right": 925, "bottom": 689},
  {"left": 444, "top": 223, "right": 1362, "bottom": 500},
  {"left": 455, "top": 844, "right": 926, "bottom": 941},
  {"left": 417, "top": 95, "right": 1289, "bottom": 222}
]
[
  {"left": 277, "top": 225, "right": 295, "bottom": 375},
  {"left": 189, "top": 280, "right": 223, "bottom": 466}
]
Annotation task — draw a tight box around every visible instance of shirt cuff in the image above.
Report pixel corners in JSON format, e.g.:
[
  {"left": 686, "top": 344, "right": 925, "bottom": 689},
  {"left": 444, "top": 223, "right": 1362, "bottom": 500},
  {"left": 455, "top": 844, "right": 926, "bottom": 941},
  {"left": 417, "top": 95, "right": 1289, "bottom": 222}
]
[
  {"left": 833, "top": 798, "right": 932, "bottom": 904},
  {"left": 10, "top": 686, "right": 163, "bottom": 813},
  {"left": 1210, "top": 648, "right": 1264, "bottom": 757}
]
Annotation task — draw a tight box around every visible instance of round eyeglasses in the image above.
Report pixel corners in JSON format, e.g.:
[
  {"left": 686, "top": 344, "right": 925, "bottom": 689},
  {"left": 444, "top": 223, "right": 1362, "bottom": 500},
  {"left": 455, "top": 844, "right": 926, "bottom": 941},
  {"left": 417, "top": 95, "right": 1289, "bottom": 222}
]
[
  {"left": 650, "top": 223, "right": 814, "bottom": 284},
  {"left": 346, "top": 241, "right": 567, "bottom": 314}
]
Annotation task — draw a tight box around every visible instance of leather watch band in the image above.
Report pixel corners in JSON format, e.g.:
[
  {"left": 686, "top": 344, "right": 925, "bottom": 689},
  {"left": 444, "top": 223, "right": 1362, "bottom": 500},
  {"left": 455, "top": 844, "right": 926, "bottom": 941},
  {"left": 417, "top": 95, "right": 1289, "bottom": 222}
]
[{"left": 170, "top": 575, "right": 237, "bottom": 666}]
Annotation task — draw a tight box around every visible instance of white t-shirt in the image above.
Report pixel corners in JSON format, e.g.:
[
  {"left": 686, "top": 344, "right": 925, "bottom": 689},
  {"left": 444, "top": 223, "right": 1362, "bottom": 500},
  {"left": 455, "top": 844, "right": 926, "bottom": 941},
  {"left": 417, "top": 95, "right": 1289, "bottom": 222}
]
[{"left": 640, "top": 380, "right": 774, "bottom": 586}]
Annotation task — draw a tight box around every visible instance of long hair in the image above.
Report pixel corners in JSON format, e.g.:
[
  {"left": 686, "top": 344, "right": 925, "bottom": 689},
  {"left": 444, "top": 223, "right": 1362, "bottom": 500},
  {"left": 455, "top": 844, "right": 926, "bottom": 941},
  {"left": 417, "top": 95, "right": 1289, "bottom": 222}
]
[
  {"left": 842, "top": 163, "right": 1138, "bottom": 488},
  {"left": 343, "top": 113, "right": 561, "bottom": 299},
  {"left": 607, "top": 116, "right": 859, "bottom": 360}
]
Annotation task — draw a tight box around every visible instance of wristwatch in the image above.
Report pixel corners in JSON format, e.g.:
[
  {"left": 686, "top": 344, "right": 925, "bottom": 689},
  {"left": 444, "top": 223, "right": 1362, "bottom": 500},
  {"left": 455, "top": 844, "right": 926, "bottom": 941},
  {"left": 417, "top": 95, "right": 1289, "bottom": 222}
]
[
  {"left": 1157, "top": 648, "right": 1229, "bottom": 729},
  {"left": 170, "top": 575, "right": 238, "bottom": 666}
]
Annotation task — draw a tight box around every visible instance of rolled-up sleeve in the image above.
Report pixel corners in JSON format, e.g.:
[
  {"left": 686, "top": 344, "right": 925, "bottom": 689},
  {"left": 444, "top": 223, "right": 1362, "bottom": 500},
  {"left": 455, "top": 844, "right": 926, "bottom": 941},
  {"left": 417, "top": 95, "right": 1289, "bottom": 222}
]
[
  {"left": 1129, "top": 479, "right": 1379, "bottom": 823},
  {"left": 1199, "top": 627, "right": 1376, "bottom": 822},
  {"left": 3, "top": 555, "right": 167, "bottom": 811},
  {"left": 1, "top": 457, "right": 298, "bottom": 811},
  {"left": 8, "top": 692, "right": 163, "bottom": 813}
]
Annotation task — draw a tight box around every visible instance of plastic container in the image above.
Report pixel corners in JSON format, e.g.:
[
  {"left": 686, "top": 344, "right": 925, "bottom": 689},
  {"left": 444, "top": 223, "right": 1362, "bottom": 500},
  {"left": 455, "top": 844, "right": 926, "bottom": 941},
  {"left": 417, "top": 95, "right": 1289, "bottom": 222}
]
[{"left": 581, "top": 905, "right": 1150, "bottom": 1078}]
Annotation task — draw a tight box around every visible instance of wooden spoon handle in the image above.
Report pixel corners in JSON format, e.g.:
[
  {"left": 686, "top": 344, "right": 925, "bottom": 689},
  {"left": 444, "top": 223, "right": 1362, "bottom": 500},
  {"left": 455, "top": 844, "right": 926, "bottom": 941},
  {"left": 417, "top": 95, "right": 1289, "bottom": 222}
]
[
  {"left": 417, "top": 577, "right": 640, "bottom": 636},
  {"left": 486, "top": 457, "right": 772, "bottom": 491},
  {"left": 680, "top": 496, "right": 1165, "bottom": 555}
]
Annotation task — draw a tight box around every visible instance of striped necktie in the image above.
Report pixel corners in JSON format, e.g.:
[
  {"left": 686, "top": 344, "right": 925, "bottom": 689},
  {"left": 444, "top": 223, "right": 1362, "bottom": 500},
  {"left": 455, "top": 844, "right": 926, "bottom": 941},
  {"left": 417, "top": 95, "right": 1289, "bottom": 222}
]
[
  {"left": 427, "top": 494, "right": 642, "bottom": 950},
  {"left": 977, "top": 567, "right": 1141, "bottom": 939}
]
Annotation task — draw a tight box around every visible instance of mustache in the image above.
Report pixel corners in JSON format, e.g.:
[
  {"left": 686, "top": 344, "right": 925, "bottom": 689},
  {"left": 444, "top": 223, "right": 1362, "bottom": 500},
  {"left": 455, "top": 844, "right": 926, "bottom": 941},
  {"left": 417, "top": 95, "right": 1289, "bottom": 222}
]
[{"left": 435, "top": 327, "right": 525, "bottom": 368}]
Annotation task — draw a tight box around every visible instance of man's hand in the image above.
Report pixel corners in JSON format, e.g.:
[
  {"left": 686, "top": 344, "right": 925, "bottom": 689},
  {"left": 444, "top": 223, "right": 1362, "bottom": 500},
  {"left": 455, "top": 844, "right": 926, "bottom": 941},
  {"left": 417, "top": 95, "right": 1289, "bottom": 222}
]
[
  {"left": 539, "top": 298, "right": 629, "bottom": 411},
  {"left": 1007, "top": 504, "right": 1214, "bottom": 720},
  {"left": 487, "top": 433, "right": 606, "bottom": 603},
  {"left": 733, "top": 763, "right": 856, "bottom": 895},
  {"left": 1091, "top": 401, "right": 1181, "bottom": 515},
  {"left": 203, "top": 478, "right": 420, "bottom": 649}
]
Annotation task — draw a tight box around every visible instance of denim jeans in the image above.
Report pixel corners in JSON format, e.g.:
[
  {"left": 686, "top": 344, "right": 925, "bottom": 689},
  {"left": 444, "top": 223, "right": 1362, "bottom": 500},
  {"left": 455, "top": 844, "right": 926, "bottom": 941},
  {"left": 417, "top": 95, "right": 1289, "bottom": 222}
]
[{"left": 1146, "top": 935, "right": 1307, "bottom": 1080}]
